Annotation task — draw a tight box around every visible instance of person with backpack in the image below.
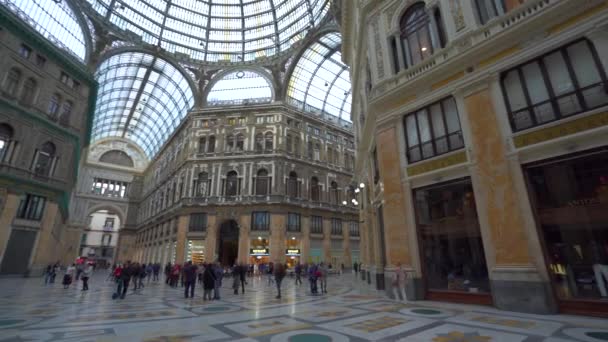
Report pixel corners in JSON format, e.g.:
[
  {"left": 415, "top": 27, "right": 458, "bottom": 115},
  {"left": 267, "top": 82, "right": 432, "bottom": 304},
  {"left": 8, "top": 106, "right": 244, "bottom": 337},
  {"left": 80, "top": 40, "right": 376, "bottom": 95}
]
[
  {"left": 274, "top": 262, "right": 287, "bottom": 299},
  {"left": 112, "top": 264, "right": 123, "bottom": 299},
  {"left": 202, "top": 263, "right": 216, "bottom": 300},
  {"left": 81, "top": 264, "right": 93, "bottom": 291},
  {"left": 183, "top": 261, "right": 198, "bottom": 299},
  {"left": 308, "top": 263, "right": 319, "bottom": 294},
  {"left": 294, "top": 263, "right": 302, "bottom": 285},
  {"left": 319, "top": 262, "right": 328, "bottom": 294}
]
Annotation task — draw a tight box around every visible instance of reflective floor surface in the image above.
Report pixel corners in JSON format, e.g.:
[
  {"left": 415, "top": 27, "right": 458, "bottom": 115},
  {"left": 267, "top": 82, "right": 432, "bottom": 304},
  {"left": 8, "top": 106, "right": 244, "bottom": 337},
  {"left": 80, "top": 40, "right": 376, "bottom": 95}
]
[{"left": 0, "top": 272, "right": 607, "bottom": 341}]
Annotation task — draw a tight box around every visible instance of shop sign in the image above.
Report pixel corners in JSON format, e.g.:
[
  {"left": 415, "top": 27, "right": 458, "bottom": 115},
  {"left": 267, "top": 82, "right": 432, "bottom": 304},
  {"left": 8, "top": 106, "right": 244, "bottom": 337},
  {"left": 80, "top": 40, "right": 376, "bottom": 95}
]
[
  {"left": 250, "top": 248, "right": 269, "bottom": 256},
  {"left": 285, "top": 249, "right": 301, "bottom": 256}
]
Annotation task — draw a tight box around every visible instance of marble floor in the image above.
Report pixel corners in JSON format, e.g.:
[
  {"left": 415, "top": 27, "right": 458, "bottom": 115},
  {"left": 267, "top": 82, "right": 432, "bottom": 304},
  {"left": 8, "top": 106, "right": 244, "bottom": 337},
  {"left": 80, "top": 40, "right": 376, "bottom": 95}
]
[{"left": 0, "top": 273, "right": 607, "bottom": 342}]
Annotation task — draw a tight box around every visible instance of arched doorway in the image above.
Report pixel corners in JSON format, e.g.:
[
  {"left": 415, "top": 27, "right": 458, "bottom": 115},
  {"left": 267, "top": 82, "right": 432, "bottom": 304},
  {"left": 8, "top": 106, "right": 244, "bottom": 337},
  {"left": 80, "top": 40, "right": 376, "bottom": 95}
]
[{"left": 218, "top": 220, "right": 239, "bottom": 266}]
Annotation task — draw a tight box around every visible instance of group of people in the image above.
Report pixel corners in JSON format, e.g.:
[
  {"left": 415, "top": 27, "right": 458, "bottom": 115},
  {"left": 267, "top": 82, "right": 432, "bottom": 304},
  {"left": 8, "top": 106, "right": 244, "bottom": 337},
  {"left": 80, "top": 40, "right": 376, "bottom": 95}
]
[{"left": 44, "top": 262, "right": 93, "bottom": 291}]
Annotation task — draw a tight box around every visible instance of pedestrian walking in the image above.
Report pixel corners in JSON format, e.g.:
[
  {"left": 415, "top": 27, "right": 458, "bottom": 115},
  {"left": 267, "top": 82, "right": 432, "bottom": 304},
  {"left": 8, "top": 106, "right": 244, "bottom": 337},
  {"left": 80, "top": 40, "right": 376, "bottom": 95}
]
[
  {"left": 63, "top": 264, "right": 75, "bottom": 289},
  {"left": 308, "top": 264, "right": 319, "bottom": 294},
  {"left": 392, "top": 263, "right": 408, "bottom": 301},
  {"left": 183, "top": 261, "right": 198, "bottom": 298},
  {"left": 44, "top": 264, "right": 53, "bottom": 285},
  {"left": 119, "top": 262, "right": 133, "bottom": 299},
  {"left": 202, "top": 264, "right": 215, "bottom": 300},
  {"left": 294, "top": 263, "right": 302, "bottom": 285},
  {"left": 274, "top": 262, "right": 286, "bottom": 299},
  {"left": 81, "top": 264, "right": 93, "bottom": 291},
  {"left": 146, "top": 264, "right": 154, "bottom": 284},
  {"left": 319, "top": 262, "right": 328, "bottom": 294},
  {"left": 213, "top": 262, "right": 223, "bottom": 300},
  {"left": 153, "top": 263, "right": 160, "bottom": 282},
  {"left": 238, "top": 263, "right": 247, "bottom": 294}
]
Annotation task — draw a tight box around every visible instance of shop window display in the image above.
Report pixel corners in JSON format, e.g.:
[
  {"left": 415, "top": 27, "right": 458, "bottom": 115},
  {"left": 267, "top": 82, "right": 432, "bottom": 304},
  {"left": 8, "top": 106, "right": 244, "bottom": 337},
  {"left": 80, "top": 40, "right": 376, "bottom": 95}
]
[
  {"left": 525, "top": 150, "right": 608, "bottom": 300},
  {"left": 413, "top": 178, "right": 490, "bottom": 294}
]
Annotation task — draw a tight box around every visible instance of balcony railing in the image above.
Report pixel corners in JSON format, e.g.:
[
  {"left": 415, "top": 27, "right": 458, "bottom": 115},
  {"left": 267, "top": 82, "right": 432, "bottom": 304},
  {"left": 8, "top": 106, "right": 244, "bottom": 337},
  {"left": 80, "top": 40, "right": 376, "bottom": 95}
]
[
  {"left": 0, "top": 163, "right": 67, "bottom": 189},
  {"left": 371, "top": 0, "right": 578, "bottom": 100}
]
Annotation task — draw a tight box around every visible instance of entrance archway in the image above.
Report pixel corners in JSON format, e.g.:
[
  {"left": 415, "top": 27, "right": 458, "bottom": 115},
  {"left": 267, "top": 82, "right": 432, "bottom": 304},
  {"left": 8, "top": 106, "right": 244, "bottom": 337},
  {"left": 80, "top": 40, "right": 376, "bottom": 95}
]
[{"left": 218, "top": 220, "right": 239, "bottom": 266}]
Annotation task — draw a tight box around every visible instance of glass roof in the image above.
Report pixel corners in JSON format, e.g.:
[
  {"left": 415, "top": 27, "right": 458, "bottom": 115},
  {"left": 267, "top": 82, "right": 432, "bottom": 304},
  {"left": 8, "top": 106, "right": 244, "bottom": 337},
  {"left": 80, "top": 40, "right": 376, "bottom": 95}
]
[
  {"left": 207, "top": 70, "right": 272, "bottom": 106},
  {"left": 84, "top": 0, "right": 329, "bottom": 63},
  {"left": 287, "top": 32, "right": 352, "bottom": 125},
  {"left": 92, "top": 52, "right": 195, "bottom": 157},
  {"left": 2, "top": 0, "right": 87, "bottom": 61}
]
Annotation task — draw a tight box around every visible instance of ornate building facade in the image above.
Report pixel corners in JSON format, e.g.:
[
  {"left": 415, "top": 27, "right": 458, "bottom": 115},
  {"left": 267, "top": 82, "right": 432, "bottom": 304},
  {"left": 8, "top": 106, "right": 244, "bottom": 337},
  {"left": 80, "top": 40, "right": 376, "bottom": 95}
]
[
  {"left": 341, "top": 0, "right": 608, "bottom": 316},
  {"left": 0, "top": 4, "right": 96, "bottom": 275}
]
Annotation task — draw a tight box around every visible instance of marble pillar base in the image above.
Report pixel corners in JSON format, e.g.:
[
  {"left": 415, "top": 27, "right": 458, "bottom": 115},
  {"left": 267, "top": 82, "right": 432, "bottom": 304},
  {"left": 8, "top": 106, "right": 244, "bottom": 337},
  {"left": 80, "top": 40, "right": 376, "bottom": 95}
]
[{"left": 490, "top": 267, "right": 557, "bottom": 314}]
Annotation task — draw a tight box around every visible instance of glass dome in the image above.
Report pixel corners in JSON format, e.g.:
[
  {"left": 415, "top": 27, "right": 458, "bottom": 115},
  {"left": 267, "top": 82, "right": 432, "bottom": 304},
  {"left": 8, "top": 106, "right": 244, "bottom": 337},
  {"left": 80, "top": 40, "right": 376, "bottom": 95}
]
[
  {"left": 287, "top": 32, "right": 352, "bottom": 126},
  {"left": 2, "top": 0, "right": 88, "bottom": 61},
  {"left": 207, "top": 70, "right": 272, "bottom": 106},
  {"left": 92, "top": 51, "right": 195, "bottom": 158},
  {"left": 84, "top": 0, "right": 329, "bottom": 63}
]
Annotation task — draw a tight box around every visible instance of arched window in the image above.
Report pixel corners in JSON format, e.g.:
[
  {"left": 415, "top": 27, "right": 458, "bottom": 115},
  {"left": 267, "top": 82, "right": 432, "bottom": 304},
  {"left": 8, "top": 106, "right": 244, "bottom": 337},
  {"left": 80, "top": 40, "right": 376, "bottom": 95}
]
[
  {"left": 206, "top": 70, "right": 272, "bottom": 106},
  {"left": 327, "top": 147, "right": 334, "bottom": 164},
  {"left": 99, "top": 150, "right": 134, "bottom": 167},
  {"left": 255, "top": 133, "right": 264, "bottom": 152},
  {"left": 59, "top": 100, "right": 73, "bottom": 126},
  {"left": 224, "top": 171, "right": 239, "bottom": 197},
  {"left": 264, "top": 132, "right": 273, "bottom": 151},
  {"left": 307, "top": 141, "right": 314, "bottom": 159},
  {"left": 20, "top": 78, "right": 37, "bottom": 105},
  {"left": 294, "top": 136, "right": 300, "bottom": 156},
  {"left": 226, "top": 134, "right": 235, "bottom": 151},
  {"left": 287, "top": 171, "right": 299, "bottom": 198},
  {"left": 5, "top": 68, "right": 21, "bottom": 96},
  {"left": 310, "top": 177, "right": 320, "bottom": 202},
  {"left": 236, "top": 134, "right": 245, "bottom": 151},
  {"left": 330, "top": 181, "right": 339, "bottom": 205},
  {"left": 475, "top": 0, "right": 506, "bottom": 24},
  {"left": 33, "top": 141, "right": 56, "bottom": 176},
  {"left": 0, "top": 124, "right": 15, "bottom": 163},
  {"left": 198, "top": 137, "right": 207, "bottom": 153},
  {"left": 400, "top": 3, "right": 443, "bottom": 67},
  {"left": 286, "top": 134, "right": 292, "bottom": 153},
  {"left": 47, "top": 93, "right": 61, "bottom": 118},
  {"left": 208, "top": 136, "right": 215, "bottom": 153},
  {"left": 197, "top": 172, "right": 210, "bottom": 197},
  {"left": 255, "top": 169, "right": 269, "bottom": 196}
]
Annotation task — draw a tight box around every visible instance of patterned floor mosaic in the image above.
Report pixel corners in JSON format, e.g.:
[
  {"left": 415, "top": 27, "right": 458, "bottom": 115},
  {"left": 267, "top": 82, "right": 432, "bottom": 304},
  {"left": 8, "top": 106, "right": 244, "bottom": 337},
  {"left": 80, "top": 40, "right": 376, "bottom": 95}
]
[{"left": 0, "top": 273, "right": 606, "bottom": 341}]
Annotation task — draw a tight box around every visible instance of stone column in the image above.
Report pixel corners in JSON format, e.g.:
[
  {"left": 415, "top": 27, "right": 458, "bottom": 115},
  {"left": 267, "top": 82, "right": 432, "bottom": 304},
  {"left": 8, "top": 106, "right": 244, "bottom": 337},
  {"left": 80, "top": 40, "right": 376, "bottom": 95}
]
[
  {"left": 174, "top": 215, "right": 189, "bottom": 264},
  {"left": 270, "top": 213, "right": 286, "bottom": 263},
  {"left": 301, "top": 216, "right": 311, "bottom": 262},
  {"left": 205, "top": 214, "right": 217, "bottom": 262},
  {"left": 462, "top": 84, "right": 556, "bottom": 314},
  {"left": 30, "top": 202, "right": 60, "bottom": 275},
  {"left": 376, "top": 126, "right": 416, "bottom": 292},
  {"left": 237, "top": 213, "right": 250, "bottom": 264},
  {"left": 322, "top": 217, "right": 331, "bottom": 263},
  {"left": 342, "top": 220, "right": 351, "bottom": 269},
  {"left": 0, "top": 194, "right": 23, "bottom": 264}
]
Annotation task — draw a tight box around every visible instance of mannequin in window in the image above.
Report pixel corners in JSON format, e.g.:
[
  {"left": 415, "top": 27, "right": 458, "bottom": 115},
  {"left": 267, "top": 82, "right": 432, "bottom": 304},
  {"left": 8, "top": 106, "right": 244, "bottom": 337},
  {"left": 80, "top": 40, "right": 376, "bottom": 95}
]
[{"left": 593, "top": 176, "right": 608, "bottom": 297}]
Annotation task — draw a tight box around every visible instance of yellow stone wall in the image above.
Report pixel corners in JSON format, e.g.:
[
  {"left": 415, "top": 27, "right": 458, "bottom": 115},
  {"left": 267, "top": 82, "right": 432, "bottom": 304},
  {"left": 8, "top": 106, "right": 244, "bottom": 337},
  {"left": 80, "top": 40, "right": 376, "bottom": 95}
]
[
  {"left": 174, "top": 215, "right": 189, "bottom": 263},
  {"left": 238, "top": 213, "right": 250, "bottom": 264},
  {"left": 205, "top": 214, "right": 218, "bottom": 262},
  {"left": 464, "top": 88, "right": 532, "bottom": 266},
  {"left": 270, "top": 213, "right": 286, "bottom": 263},
  {"left": 0, "top": 193, "right": 19, "bottom": 262},
  {"left": 375, "top": 126, "right": 412, "bottom": 266}
]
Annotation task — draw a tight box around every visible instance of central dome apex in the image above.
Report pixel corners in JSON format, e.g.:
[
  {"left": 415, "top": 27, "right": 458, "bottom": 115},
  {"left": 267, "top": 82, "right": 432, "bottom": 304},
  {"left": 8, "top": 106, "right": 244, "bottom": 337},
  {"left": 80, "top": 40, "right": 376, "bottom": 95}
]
[{"left": 85, "top": 0, "right": 330, "bottom": 63}]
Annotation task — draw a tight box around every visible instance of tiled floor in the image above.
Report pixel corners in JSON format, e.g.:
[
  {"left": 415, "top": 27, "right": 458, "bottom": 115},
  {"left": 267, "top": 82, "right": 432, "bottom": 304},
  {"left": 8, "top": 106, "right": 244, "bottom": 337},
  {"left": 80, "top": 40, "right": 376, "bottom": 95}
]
[{"left": 0, "top": 273, "right": 607, "bottom": 341}]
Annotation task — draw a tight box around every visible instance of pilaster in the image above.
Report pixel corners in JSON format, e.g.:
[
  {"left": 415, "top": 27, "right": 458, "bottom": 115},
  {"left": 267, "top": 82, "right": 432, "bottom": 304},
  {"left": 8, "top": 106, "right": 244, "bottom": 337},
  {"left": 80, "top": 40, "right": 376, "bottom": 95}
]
[
  {"left": 270, "top": 213, "right": 286, "bottom": 263},
  {"left": 174, "top": 215, "right": 189, "bottom": 264}
]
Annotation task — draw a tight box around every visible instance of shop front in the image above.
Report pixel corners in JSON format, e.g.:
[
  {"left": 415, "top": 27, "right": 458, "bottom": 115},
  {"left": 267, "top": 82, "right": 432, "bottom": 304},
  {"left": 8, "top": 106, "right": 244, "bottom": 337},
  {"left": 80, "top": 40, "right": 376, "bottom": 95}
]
[
  {"left": 310, "top": 239, "right": 323, "bottom": 264},
  {"left": 286, "top": 237, "right": 301, "bottom": 267},
  {"left": 186, "top": 240, "right": 205, "bottom": 264},
  {"left": 413, "top": 178, "right": 491, "bottom": 304},
  {"left": 524, "top": 149, "right": 608, "bottom": 316},
  {"left": 330, "top": 240, "right": 343, "bottom": 270},
  {"left": 249, "top": 237, "right": 270, "bottom": 264}
]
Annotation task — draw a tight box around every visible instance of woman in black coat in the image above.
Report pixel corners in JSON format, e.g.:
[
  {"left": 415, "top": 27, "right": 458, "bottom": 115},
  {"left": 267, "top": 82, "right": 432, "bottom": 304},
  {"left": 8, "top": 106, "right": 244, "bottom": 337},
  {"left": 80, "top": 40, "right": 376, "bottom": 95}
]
[{"left": 202, "top": 265, "right": 216, "bottom": 300}]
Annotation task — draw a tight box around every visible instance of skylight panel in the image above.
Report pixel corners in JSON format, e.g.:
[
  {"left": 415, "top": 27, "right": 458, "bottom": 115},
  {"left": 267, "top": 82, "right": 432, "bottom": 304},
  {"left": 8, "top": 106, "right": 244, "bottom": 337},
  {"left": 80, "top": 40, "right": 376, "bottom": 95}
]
[
  {"left": 92, "top": 52, "right": 194, "bottom": 158},
  {"left": 286, "top": 32, "right": 352, "bottom": 125},
  {"left": 4, "top": 0, "right": 88, "bottom": 61}
]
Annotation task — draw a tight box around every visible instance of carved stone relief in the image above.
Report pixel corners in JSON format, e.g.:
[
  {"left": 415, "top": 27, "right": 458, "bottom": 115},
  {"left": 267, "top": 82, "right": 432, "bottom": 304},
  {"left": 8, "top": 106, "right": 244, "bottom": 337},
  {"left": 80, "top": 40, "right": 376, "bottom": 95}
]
[
  {"left": 449, "top": 0, "right": 466, "bottom": 32},
  {"left": 371, "top": 16, "right": 385, "bottom": 79}
]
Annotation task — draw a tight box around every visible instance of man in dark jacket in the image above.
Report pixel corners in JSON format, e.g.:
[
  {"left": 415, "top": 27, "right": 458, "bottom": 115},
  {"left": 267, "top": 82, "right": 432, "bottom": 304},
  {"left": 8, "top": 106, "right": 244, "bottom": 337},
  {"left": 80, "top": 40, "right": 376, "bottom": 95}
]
[
  {"left": 274, "top": 262, "right": 286, "bottom": 299},
  {"left": 238, "top": 263, "right": 247, "bottom": 294},
  {"left": 183, "top": 261, "right": 198, "bottom": 298},
  {"left": 119, "top": 261, "right": 133, "bottom": 299}
]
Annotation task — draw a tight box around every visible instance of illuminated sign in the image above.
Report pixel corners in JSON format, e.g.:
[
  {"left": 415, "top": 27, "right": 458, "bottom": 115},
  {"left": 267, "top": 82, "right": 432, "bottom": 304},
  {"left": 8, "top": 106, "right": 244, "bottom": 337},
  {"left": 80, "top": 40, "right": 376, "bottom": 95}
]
[
  {"left": 285, "top": 249, "right": 301, "bottom": 256},
  {"left": 250, "top": 248, "right": 269, "bottom": 256}
]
